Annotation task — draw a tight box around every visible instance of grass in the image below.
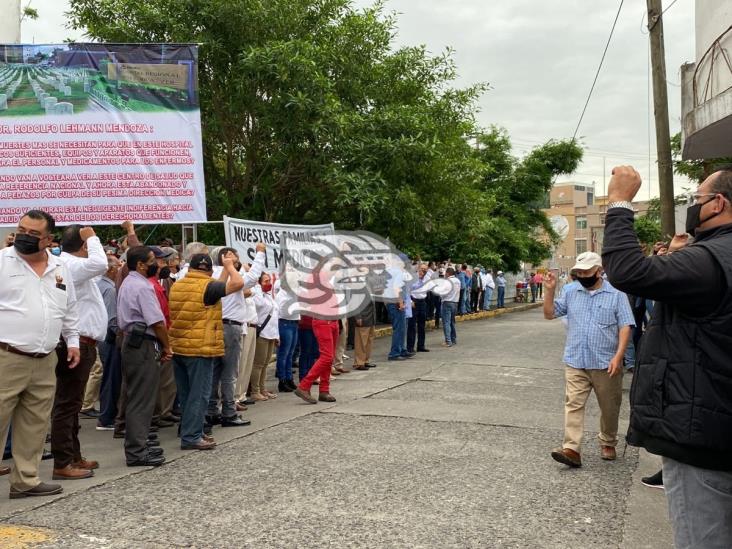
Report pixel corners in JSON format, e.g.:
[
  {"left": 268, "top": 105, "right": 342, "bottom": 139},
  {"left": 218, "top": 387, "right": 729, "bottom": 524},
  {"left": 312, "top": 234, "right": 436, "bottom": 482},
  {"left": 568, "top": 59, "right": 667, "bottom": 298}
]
[{"left": 0, "top": 70, "right": 90, "bottom": 117}]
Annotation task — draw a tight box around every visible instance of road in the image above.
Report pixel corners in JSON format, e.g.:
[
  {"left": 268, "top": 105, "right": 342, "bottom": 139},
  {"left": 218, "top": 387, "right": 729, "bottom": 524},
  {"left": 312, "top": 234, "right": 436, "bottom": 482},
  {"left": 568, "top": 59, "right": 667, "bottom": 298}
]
[{"left": 0, "top": 307, "right": 672, "bottom": 548}]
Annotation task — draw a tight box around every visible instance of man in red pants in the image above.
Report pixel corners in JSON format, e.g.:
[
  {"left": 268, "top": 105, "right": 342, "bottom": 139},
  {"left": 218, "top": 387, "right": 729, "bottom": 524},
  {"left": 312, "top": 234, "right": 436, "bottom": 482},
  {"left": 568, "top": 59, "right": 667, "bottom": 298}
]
[{"left": 294, "top": 319, "right": 339, "bottom": 404}]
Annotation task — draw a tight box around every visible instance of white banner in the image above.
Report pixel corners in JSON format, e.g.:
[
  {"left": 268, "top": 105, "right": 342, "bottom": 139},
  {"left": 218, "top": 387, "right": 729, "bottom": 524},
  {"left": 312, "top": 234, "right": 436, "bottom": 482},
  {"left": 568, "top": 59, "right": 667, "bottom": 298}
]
[
  {"left": 0, "top": 43, "right": 206, "bottom": 226},
  {"left": 223, "top": 216, "right": 334, "bottom": 272}
]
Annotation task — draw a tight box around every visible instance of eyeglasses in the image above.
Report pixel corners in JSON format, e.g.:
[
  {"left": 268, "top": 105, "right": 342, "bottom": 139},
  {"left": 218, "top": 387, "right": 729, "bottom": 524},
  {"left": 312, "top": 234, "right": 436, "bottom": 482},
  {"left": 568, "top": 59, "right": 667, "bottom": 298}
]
[{"left": 685, "top": 192, "right": 718, "bottom": 205}]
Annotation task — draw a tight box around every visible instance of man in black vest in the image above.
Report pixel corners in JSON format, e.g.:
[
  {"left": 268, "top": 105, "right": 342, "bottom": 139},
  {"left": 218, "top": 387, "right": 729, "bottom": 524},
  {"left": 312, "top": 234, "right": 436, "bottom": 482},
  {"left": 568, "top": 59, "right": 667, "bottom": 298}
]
[{"left": 602, "top": 165, "right": 732, "bottom": 549}]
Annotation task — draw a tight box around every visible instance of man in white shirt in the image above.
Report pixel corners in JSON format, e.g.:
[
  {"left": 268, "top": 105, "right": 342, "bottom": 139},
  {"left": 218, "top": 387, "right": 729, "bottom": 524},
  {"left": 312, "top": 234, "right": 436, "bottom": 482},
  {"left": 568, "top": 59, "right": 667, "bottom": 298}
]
[
  {"left": 0, "top": 210, "right": 80, "bottom": 499},
  {"left": 206, "top": 244, "right": 265, "bottom": 427},
  {"left": 481, "top": 269, "right": 495, "bottom": 310},
  {"left": 441, "top": 267, "right": 461, "bottom": 347},
  {"left": 51, "top": 225, "right": 108, "bottom": 481}
]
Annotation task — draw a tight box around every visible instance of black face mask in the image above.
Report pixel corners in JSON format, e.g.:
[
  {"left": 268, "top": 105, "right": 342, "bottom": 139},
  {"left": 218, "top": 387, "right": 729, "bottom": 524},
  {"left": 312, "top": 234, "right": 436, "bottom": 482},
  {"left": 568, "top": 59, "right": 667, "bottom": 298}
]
[
  {"left": 577, "top": 273, "right": 599, "bottom": 289},
  {"left": 685, "top": 197, "right": 722, "bottom": 236},
  {"left": 13, "top": 233, "right": 42, "bottom": 255},
  {"left": 146, "top": 264, "right": 159, "bottom": 278},
  {"left": 158, "top": 267, "right": 171, "bottom": 279}
]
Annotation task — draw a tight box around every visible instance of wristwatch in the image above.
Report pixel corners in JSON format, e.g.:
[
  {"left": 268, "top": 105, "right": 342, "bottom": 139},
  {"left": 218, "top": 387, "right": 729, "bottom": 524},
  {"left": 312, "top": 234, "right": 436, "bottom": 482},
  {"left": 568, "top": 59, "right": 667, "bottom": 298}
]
[{"left": 606, "top": 201, "right": 634, "bottom": 211}]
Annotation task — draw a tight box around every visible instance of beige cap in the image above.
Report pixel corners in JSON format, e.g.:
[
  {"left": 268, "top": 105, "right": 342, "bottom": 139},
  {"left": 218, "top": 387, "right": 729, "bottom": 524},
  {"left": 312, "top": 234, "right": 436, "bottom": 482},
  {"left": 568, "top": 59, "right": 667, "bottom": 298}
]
[{"left": 572, "top": 251, "right": 602, "bottom": 271}]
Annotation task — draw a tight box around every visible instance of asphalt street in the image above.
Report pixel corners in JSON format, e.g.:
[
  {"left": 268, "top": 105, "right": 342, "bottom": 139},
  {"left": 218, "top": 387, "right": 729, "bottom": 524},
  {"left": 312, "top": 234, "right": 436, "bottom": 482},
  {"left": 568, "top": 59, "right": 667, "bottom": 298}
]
[{"left": 0, "top": 307, "right": 673, "bottom": 548}]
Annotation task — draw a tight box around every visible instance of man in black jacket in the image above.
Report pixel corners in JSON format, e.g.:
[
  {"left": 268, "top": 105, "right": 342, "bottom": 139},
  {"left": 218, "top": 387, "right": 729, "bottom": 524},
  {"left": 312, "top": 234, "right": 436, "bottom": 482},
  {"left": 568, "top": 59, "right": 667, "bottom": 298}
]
[{"left": 602, "top": 165, "right": 732, "bottom": 549}]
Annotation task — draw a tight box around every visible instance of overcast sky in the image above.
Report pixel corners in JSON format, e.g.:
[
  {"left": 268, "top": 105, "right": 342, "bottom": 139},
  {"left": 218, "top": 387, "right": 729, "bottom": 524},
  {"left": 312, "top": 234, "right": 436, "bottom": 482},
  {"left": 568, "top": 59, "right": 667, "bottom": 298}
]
[{"left": 22, "top": 0, "right": 696, "bottom": 198}]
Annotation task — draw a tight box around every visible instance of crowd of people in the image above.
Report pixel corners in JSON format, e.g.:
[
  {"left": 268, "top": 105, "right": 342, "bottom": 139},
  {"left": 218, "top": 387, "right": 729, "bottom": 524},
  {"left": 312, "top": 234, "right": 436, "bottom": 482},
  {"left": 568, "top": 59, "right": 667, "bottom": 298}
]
[{"left": 0, "top": 214, "right": 511, "bottom": 498}]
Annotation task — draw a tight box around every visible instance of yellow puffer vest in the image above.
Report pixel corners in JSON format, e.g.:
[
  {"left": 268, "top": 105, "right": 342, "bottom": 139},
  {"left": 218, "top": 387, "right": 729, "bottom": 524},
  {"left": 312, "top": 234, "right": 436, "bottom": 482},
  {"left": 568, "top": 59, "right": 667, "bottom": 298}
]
[{"left": 168, "top": 270, "right": 224, "bottom": 357}]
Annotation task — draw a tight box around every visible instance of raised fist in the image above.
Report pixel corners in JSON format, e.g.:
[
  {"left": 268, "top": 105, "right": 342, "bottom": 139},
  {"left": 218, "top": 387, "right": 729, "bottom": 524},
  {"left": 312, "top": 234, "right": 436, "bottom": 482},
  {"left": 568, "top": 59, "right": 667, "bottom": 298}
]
[{"left": 79, "top": 227, "right": 96, "bottom": 241}]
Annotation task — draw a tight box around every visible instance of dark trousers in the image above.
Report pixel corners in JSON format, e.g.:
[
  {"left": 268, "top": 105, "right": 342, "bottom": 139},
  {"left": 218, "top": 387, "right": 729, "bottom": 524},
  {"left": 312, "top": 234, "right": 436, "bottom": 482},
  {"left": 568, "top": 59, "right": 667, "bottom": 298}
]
[
  {"left": 470, "top": 290, "right": 482, "bottom": 312},
  {"left": 51, "top": 340, "right": 95, "bottom": 468},
  {"left": 298, "top": 328, "right": 319, "bottom": 381},
  {"left": 429, "top": 294, "right": 442, "bottom": 327},
  {"left": 98, "top": 338, "right": 122, "bottom": 428},
  {"left": 407, "top": 298, "right": 427, "bottom": 352},
  {"left": 174, "top": 355, "right": 214, "bottom": 446},
  {"left": 122, "top": 338, "right": 160, "bottom": 462}
]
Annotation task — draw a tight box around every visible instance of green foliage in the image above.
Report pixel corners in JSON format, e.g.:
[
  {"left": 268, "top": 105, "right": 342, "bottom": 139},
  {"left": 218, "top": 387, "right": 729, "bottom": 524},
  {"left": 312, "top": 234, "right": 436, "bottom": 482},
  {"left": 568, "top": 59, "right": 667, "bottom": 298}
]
[
  {"left": 67, "top": 0, "right": 581, "bottom": 269},
  {"left": 634, "top": 215, "right": 662, "bottom": 248}
]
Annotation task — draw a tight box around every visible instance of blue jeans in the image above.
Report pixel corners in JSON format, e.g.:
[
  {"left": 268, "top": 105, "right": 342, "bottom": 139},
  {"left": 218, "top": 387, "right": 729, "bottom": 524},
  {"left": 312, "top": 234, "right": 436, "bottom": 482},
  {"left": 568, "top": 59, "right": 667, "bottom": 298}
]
[
  {"left": 482, "top": 288, "right": 493, "bottom": 310},
  {"left": 387, "top": 303, "right": 407, "bottom": 358},
  {"left": 497, "top": 286, "right": 505, "bottom": 307},
  {"left": 441, "top": 301, "right": 457, "bottom": 344},
  {"left": 664, "top": 457, "right": 732, "bottom": 549},
  {"left": 298, "top": 328, "right": 319, "bottom": 381},
  {"left": 173, "top": 355, "right": 214, "bottom": 446},
  {"left": 98, "top": 339, "right": 122, "bottom": 427},
  {"left": 276, "top": 319, "right": 299, "bottom": 381},
  {"left": 458, "top": 288, "right": 469, "bottom": 314}
]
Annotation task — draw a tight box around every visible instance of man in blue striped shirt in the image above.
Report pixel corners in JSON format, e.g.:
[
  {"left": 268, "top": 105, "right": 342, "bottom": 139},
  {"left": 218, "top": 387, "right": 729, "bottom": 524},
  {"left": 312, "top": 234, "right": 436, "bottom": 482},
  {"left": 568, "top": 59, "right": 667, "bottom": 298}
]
[{"left": 543, "top": 252, "right": 634, "bottom": 468}]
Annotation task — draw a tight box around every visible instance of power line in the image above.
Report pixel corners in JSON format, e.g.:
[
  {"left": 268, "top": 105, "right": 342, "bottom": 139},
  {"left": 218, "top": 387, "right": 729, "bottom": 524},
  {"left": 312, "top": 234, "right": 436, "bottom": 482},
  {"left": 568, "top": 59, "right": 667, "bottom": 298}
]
[{"left": 571, "top": 0, "right": 625, "bottom": 141}]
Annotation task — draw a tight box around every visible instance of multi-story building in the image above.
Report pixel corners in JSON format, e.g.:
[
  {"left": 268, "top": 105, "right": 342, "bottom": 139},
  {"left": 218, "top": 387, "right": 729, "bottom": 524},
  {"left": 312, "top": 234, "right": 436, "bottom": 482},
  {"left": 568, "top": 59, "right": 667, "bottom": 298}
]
[
  {"left": 539, "top": 182, "right": 649, "bottom": 274},
  {"left": 680, "top": 1, "right": 732, "bottom": 159}
]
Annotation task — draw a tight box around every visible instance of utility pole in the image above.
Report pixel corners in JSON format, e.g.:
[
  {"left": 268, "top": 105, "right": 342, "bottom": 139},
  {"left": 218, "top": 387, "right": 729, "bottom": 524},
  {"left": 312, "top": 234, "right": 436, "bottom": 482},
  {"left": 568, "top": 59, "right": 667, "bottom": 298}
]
[{"left": 647, "top": 0, "right": 676, "bottom": 237}]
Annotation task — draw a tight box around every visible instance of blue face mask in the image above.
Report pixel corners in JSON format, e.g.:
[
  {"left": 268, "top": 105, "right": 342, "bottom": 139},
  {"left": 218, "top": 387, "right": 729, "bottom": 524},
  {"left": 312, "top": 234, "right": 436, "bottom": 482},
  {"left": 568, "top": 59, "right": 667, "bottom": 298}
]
[{"left": 50, "top": 247, "right": 61, "bottom": 256}]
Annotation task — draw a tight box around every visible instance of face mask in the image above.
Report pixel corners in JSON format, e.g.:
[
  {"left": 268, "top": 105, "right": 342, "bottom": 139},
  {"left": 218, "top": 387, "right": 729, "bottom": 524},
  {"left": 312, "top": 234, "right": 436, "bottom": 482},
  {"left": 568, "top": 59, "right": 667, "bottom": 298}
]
[
  {"left": 577, "top": 273, "right": 599, "bottom": 289},
  {"left": 158, "top": 267, "right": 171, "bottom": 279},
  {"left": 261, "top": 283, "right": 272, "bottom": 293},
  {"left": 13, "top": 233, "right": 42, "bottom": 255},
  {"left": 50, "top": 247, "right": 61, "bottom": 256},
  {"left": 146, "top": 264, "right": 159, "bottom": 278},
  {"left": 685, "top": 197, "right": 722, "bottom": 236}
]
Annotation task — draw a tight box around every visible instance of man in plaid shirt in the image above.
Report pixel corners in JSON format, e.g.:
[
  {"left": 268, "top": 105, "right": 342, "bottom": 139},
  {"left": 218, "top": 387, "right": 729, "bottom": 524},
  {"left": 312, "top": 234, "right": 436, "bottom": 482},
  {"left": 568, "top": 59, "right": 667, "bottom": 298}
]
[{"left": 543, "top": 252, "right": 635, "bottom": 468}]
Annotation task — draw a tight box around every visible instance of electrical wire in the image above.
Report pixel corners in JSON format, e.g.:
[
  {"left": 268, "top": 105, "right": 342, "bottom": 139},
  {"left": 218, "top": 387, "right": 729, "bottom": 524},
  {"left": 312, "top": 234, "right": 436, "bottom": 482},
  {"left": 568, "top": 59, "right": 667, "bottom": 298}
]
[{"left": 571, "top": 0, "right": 625, "bottom": 142}]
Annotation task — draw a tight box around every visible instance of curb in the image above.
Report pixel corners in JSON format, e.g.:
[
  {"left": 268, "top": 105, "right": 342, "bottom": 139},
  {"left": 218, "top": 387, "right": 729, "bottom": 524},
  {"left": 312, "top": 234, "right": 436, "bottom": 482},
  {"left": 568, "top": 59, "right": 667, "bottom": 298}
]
[{"left": 373, "top": 303, "right": 542, "bottom": 339}]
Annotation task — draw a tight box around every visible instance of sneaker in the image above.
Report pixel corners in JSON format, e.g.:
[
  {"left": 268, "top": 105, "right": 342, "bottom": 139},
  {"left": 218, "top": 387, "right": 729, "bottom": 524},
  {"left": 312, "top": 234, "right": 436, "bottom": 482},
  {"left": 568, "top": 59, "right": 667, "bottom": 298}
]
[
  {"left": 96, "top": 423, "right": 114, "bottom": 431},
  {"left": 641, "top": 470, "right": 664, "bottom": 489}
]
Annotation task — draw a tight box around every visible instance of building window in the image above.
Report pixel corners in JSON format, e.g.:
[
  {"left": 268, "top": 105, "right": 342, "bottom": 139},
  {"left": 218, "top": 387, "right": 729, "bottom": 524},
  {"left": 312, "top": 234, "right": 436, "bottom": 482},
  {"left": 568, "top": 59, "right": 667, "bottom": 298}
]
[
  {"left": 576, "top": 217, "right": 587, "bottom": 230},
  {"left": 587, "top": 192, "right": 594, "bottom": 205},
  {"left": 575, "top": 239, "right": 587, "bottom": 256}
]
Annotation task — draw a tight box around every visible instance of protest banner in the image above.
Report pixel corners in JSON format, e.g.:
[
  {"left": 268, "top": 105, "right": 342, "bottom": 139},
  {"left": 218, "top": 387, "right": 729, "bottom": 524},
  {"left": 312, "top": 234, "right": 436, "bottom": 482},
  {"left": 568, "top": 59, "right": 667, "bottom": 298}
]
[
  {"left": 223, "top": 216, "right": 334, "bottom": 272},
  {"left": 0, "top": 43, "right": 206, "bottom": 226}
]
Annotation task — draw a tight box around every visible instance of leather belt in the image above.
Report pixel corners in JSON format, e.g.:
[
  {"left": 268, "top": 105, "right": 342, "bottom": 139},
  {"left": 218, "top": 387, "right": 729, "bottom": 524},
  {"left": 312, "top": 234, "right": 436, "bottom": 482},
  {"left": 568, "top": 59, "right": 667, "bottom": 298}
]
[
  {"left": 222, "top": 319, "right": 243, "bottom": 326},
  {"left": 123, "top": 333, "right": 158, "bottom": 342},
  {"left": 0, "top": 341, "right": 52, "bottom": 359},
  {"left": 79, "top": 336, "right": 97, "bottom": 346},
  {"left": 247, "top": 323, "right": 257, "bottom": 328}
]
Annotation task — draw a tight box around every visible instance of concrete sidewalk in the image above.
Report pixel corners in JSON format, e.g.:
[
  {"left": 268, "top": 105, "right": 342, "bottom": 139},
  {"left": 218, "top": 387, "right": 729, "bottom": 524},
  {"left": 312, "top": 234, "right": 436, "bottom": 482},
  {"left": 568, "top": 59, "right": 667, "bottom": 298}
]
[{"left": 0, "top": 307, "right": 672, "bottom": 548}]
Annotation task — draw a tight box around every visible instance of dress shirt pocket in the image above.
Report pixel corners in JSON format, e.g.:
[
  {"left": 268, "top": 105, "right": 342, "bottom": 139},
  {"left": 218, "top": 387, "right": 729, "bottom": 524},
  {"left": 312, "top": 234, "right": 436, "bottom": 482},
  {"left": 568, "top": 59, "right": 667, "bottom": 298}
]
[
  {"left": 594, "top": 306, "right": 616, "bottom": 327},
  {"left": 45, "top": 284, "right": 68, "bottom": 319}
]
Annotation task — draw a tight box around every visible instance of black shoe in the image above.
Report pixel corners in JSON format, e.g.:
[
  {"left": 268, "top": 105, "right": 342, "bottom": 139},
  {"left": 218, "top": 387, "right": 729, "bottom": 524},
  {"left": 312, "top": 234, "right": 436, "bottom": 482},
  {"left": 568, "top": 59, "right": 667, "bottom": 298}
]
[
  {"left": 147, "top": 433, "right": 159, "bottom": 441},
  {"left": 285, "top": 379, "right": 298, "bottom": 390},
  {"left": 641, "top": 470, "right": 664, "bottom": 489},
  {"left": 401, "top": 352, "right": 416, "bottom": 359},
  {"left": 417, "top": 348, "right": 430, "bottom": 352},
  {"left": 406, "top": 349, "right": 415, "bottom": 354},
  {"left": 127, "top": 456, "right": 165, "bottom": 467},
  {"left": 41, "top": 449, "right": 53, "bottom": 460},
  {"left": 278, "top": 380, "right": 294, "bottom": 393},
  {"left": 205, "top": 415, "right": 222, "bottom": 426},
  {"left": 154, "top": 419, "right": 175, "bottom": 428},
  {"left": 79, "top": 408, "right": 100, "bottom": 419},
  {"left": 146, "top": 439, "right": 160, "bottom": 448},
  {"left": 241, "top": 398, "right": 256, "bottom": 406},
  {"left": 365, "top": 363, "right": 377, "bottom": 368},
  {"left": 220, "top": 415, "right": 251, "bottom": 427},
  {"left": 388, "top": 356, "right": 406, "bottom": 361},
  {"left": 149, "top": 425, "right": 159, "bottom": 433},
  {"left": 148, "top": 447, "right": 164, "bottom": 457},
  {"left": 113, "top": 430, "right": 125, "bottom": 439}
]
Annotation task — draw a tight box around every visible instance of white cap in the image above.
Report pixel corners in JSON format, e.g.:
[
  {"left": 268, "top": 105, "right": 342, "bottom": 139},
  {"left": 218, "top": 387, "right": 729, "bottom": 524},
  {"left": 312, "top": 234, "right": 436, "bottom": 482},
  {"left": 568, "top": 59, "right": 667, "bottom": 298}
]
[
  {"left": 497, "top": 271, "right": 503, "bottom": 275},
  {"left": 572, "top": 252, "right": 602, "bottom": 271}
]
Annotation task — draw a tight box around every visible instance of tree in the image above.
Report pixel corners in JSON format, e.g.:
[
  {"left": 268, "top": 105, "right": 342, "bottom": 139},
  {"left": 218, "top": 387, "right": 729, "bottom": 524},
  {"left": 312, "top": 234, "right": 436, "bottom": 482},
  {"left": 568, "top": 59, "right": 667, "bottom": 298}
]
[{"left": 67, "top": 0, "right": 581, "bottom": 269}]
